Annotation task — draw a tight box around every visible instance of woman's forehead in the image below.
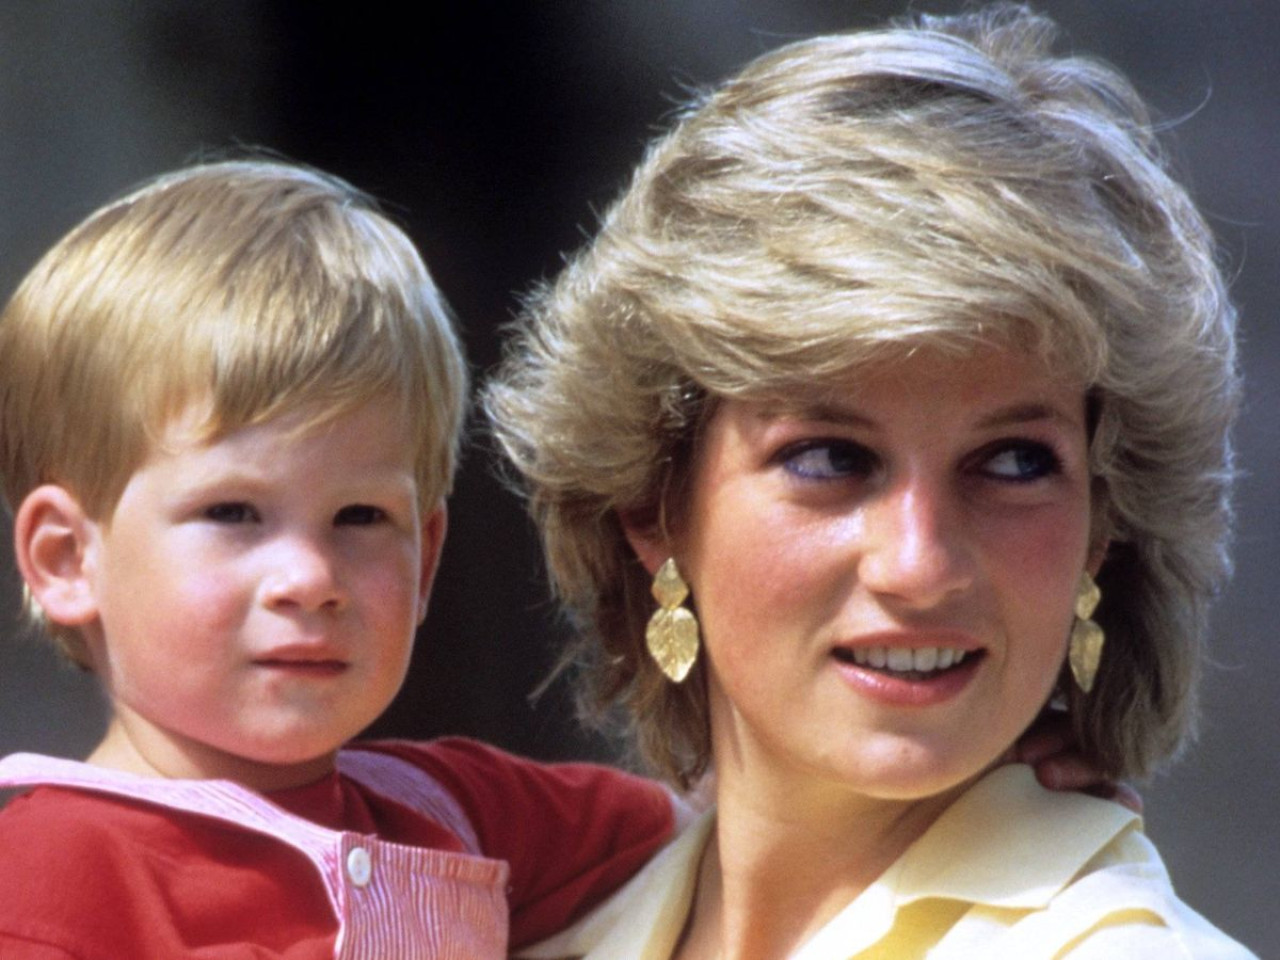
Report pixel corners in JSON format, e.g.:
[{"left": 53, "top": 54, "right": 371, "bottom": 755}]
[{"left": 722, "top": 341, "right": 1088, "bottom": 409}]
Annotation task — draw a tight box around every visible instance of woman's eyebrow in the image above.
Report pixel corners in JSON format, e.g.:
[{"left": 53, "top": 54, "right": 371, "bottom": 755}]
[
  {"left": 975, "top": 402, "right": 1083, "bottom": 430},
  {"left": 754, "top": 400, "right": 1083, "bottom": 432},
  {"left": 755, "top": 401, "right": 876, "bottom": 428}
]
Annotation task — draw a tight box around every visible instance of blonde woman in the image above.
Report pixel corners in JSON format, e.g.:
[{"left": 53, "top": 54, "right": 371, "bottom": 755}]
[{"left": 488, "top": 5, "right": 1254, "bottom": 958}]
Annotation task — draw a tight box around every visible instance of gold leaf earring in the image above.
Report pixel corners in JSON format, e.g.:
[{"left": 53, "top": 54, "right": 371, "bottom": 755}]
[
  {"left": 645, "top": 558, "right": 700, "bottom": 683},
  {"left": 1068, "top": 572, "right": 1105, "bottom": 694}
]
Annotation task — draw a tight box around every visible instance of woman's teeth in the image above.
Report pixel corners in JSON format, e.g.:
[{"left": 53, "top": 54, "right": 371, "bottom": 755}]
[{"left": 846, "top": 646, "right": 968, "bottom": 672}]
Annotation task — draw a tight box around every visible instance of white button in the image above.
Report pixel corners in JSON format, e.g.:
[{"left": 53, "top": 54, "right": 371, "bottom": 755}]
[{"left": 346, "top": 846, "right": 372, "bottom": 887}]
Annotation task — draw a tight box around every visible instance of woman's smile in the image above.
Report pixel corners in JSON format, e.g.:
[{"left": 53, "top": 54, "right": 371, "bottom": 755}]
[
  {"left": 837, "top": 644, "right": 972, "bottom": 673},
  {"left": 828, "top": 630, "right": 985, "bottom": 705}
]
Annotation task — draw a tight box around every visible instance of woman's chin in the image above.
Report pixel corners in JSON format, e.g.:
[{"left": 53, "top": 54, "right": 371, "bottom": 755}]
[{"left": 815, "top": 736, "right": 1005, "bottom": 806}]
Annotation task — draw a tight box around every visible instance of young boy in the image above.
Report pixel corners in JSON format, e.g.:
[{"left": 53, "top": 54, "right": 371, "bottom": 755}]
[{"left": 0, "top": 161, "right": 678, "bottom": 958}]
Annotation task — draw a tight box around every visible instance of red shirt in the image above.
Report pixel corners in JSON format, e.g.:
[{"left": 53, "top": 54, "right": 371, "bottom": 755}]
[{"left": 0, "top": 738, "right": 674, "bottom": 958}]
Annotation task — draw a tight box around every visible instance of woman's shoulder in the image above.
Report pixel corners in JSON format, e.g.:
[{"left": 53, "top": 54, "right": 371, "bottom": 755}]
[
  {"left": 1039, "top": 827, "right": 1258, "bottom": 959},
  {"left": 870, "top": 766, "right": 1257, "bottom": 959},
  {"left": 927, "top": 768, "right": 1258, "bottom": 959},
  {"left": 1057, "top": 920, "right": 1256, "bottom": 960}
]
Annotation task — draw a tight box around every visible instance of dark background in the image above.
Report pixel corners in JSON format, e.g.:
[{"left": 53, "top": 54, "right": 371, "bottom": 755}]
[{"left": 1, "top": 2, "right": 1275, "bottom": 952}]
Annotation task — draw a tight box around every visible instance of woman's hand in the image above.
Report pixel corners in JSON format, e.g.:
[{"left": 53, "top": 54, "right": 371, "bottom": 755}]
[{"left": 1012, "top": 713, "right": 1143, "bottom": 813}]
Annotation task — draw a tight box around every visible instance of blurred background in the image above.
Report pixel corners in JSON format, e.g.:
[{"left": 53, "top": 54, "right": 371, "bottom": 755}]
[{"left": 1, "top": 2, "right": 1274, "bottom": 952}]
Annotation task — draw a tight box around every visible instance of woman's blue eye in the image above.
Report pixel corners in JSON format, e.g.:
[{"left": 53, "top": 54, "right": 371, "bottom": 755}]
[
  {"left": 783, "top": 441, "right": 877, "bottom": 480},
  {"left": 335, "top": 504, "right": 387, "bottom": 526},
  {"left": 204, "top": 502, "right": 258, "bottom": 523},
  {"left": 983, "top": 443, "right": 1061, "bottom": 481}
]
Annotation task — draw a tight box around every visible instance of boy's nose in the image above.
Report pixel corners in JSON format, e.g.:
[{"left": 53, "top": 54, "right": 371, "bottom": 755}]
[
  {"left": 856, "top": 478, "right": 974, "bottom": 609},
  {"left": 261, "top": 537, "right": 347, "bottom": 612}
]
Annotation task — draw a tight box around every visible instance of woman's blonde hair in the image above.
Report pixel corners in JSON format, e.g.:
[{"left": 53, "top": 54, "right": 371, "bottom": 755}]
[
  {"left": 486, "top": 4, "right": 1239, "bottom": 784},
  {"left": 1, "top": 159, "right": 468, "bottom": 666}
]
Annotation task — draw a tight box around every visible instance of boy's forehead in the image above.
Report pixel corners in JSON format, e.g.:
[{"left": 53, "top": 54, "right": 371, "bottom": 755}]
[{"left": 146, "top": 393, "right": 419, "bottom": 465}]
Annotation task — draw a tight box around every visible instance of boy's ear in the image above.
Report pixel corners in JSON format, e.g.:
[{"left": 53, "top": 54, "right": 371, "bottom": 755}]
[
  {"left": 618, "top": 509, "right": 670, "bottom": 577},
  {"left": 14, "top": 485, "right": 101, "bottom": 627},
  {"left": 416, "top": 503, "right": 448, "bottom": 623}
]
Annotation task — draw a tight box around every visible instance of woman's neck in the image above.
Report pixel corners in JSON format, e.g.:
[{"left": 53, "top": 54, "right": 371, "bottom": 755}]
[{"left": 675, "top": 750, "right": 965, "bottom": 960}]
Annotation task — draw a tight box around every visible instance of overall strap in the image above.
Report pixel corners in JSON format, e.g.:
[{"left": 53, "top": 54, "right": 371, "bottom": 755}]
[{"left": 337, "top": 747, "right": 483, "bottom": 855}]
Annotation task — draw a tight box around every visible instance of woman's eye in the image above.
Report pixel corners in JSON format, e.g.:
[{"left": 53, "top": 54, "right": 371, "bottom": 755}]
[
  {"left": 335, "top": 504, "right": 387, "bottom": 526},
  {"left": 204, "top": 502, "right": 259, "bottom": 524},
  {"left": 982, "top": 442, "right": 1061, "bottom": 482},
  {"left": 782, "top": 440, "right": 878, "bottom": 481}
]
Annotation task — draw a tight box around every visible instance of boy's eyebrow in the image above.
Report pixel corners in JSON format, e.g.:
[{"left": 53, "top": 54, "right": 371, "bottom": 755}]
[
  {"left": 164, "top": 469, "right": 271, "bottom": 502},
  {"left": 169, "top": 461, "right": 419, "bottom": 499}
]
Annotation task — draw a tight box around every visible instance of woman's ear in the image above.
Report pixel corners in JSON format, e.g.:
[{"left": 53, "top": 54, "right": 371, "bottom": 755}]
[
  {"left": 1086, "top": 538, "right": 1110, "bottom": 579},
  {"left": 1087, "top": 480, "right": 1110, "bottom": 578},
  {"left": 617, "top": 509, "right": 671, "bottom": 577},
  {"left": 14, "top": 485, "right": 101, "bottom": 627}
]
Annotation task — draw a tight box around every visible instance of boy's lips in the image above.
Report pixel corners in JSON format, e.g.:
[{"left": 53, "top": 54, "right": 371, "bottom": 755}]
[{"left": 252, "top": 645, "right": 350, "bottom": 674}]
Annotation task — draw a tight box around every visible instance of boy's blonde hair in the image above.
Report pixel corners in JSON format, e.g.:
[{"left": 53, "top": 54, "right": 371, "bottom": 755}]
[
  {"left": 486, "top": 5, "right": 1239, "bottom": 784},
  {"left": 1, "top": 159, "right": 468, "bottom": 666}
]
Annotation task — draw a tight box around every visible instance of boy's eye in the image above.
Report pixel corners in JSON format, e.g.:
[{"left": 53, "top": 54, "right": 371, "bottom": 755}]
[
  {"left": 781, "top": 440, "right": 878, "bottom": 481},
  {"left": 335, "top": 504, "right": 387, "bottom": 526},
  {"left": 204, "top": 502, "right": 259, "bottom": 523},
  {"left": 981, "top": 442, "right": 1062, "bottom": 482}
]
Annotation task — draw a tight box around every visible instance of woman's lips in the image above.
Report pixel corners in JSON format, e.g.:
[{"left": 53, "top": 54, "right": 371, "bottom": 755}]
[
  {"left": 829, "top": 634, "right": 984, "bottom": 706},
  {"left": 838, "top": 644, "right": 970, "bottom": 673}
]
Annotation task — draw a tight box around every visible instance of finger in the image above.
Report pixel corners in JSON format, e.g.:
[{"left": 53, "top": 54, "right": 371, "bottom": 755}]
[
  {"left": 1087, "top": 781, "right": 1144, "bottom": 815},
  {"left": 1014, "top": 714, "right": 1074, "bottom": 765},
  {"left": 1033, "top": 759, "right": 1145, "bottom": 813},
  {"left": 1031, "top": 753, "right": 1100, "bottom": 791}
]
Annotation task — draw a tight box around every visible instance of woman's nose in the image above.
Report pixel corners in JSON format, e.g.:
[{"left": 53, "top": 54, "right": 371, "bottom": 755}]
[
  {"left": 856, "top": 479, "right": 974, "bottom": 608},
  {"left": 261, "top": 535, "right": 347, "bottom": 613}
]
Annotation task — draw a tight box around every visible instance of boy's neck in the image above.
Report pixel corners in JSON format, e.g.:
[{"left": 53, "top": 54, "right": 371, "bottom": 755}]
[{"left": 88, "top": 717, "right": 338, "bottom": 792}]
